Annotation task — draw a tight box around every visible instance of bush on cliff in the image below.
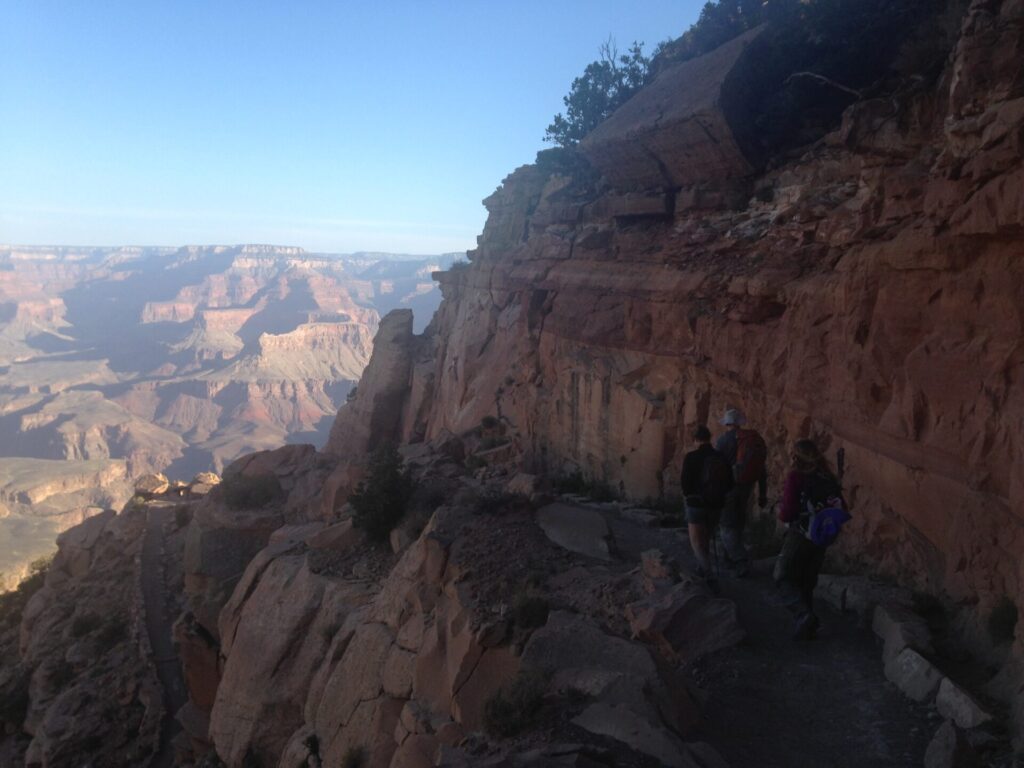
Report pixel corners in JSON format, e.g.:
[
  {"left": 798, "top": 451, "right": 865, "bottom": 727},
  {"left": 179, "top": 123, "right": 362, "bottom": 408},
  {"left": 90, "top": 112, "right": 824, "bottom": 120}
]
[
  {"left": 483, "top": 668, "right": 547, "bottom": 737},
  {"left": 544, "top": 39, "right": 656, "bottom": 147},
  {"left": 546, "top": 0, "right": 947, "bottom": 149},
  {"left": 349, "top": 444, "right": 413, "bottom": 544}
]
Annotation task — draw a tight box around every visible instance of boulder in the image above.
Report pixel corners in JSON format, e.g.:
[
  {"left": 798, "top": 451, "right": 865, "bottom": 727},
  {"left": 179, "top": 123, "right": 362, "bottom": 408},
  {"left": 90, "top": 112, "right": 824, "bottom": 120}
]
[
  {"left": 523, "top": 611, "right": 703, "bottom": 765},
  {"left": 884, "top": 647, "right": 943, "bottom": 702},
  {"left": 506, "top": 472, "right": 540, "bottom": 498},
  {"left": 307, "top": 519, "right": 364, "bottom": 553},
  {"left": 872, "top": 601, "right": 933, "bottom": 664},
  {"left": 191, "top": 472, "right": 221, "bottom": 486},
  {"left": 134, "top": 473, "right": 169, "bottom": 497},
  {"left": 935, "top": 678, "right": 993, "bottom": 730},
  {"left": 536, "top": 503, "right": 612, "bottom": 561},
  {"left": 924, "top": 720, "right": 980, "bottom": 768},
  {"left": 579, "top": 27, "right": 765, "bottom": 190},
  {"left": 626, "top": 582, "right": 745, "bottom": 664}
]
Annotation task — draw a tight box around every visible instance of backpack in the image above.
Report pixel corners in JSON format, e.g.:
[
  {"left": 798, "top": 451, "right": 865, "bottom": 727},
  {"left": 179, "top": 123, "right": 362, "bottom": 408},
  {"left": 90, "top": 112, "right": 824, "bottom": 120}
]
[
  {"left": 700, "top": 451, "right": 732, "bottom": 509},
  {"left": 800, "top": 472, "right": 851, "bottom": 547},
  {"left": 734, "top": 429, "right": 767, "bottom": 485}
]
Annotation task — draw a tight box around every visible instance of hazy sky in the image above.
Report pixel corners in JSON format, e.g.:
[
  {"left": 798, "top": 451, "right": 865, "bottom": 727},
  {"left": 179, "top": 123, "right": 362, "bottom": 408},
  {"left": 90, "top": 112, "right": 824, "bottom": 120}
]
[{"left": 1, "top": 1, "right": 703, "bottom": 254}]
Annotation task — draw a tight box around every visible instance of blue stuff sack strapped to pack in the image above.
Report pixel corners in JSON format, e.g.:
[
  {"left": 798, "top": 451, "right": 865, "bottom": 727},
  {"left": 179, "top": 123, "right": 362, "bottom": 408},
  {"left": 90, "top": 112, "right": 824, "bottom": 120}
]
[{"left": 807, "top": 504, "right": 852, "bottom": 547}]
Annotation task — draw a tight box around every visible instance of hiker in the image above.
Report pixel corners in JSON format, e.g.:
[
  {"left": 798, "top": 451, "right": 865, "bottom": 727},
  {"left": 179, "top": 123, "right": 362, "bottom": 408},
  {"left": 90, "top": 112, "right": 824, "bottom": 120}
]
[
  {"left": 775, "top": 439, "right": 849, "bottom": 640},
  {"left": 714, "top": 408, "right": 767, "bottom": 577},
  {"left": 681, "top": 425, "right": 733, "bottom": 585}
]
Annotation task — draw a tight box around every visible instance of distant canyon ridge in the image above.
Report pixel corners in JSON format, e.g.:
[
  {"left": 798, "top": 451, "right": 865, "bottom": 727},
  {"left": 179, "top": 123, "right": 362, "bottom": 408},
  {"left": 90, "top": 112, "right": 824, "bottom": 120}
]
[{"left": 0, "top": 244, "right": 456, "bottom": 586}]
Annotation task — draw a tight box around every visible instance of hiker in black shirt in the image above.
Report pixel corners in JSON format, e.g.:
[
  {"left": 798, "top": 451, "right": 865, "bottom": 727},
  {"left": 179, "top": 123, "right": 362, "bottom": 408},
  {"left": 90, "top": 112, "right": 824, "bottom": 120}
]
[{"left": 681, "top": 425, "right": 733, "bottom": 584}]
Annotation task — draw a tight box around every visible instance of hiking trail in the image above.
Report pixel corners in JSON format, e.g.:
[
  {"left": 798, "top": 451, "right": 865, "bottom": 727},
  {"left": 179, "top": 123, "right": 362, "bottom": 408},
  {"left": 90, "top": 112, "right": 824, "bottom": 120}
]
[{"left": 594, "top": 503, "right": 937, "bottom": 767}]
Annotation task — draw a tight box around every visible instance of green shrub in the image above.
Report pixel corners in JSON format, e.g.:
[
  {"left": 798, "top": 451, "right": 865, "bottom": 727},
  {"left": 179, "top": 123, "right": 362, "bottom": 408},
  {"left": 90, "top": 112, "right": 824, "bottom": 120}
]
[
  {"left": 483, "top": 668, "right": 547, "bottom": 738},
  {"left": 988, "top": 596, "right": 1018, "bottom": 646},
  {"left": 221, "top": 473, "right": 284, "bottom": 510},
  {"left": 349, "top": 444, "right": 413, "bottom": 544},
  {"left": 545, "top": 39, "right": 655, "bottom": 147}
]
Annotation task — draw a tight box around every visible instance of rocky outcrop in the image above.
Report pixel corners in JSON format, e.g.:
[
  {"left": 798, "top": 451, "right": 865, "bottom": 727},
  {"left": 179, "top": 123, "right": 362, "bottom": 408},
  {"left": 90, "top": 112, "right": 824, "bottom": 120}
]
[
  {"left": 320, "top": 310, "right": 419, "bottom": 514},
  {"left": 581, "top": 27, "right": 765, "bottom": 189},
  {"left": 0, "top": 506, "right": 165, "bottom": 768},
  {"left": 380, "top": 0, "right": 1023, "bottom": 635},
  {"left": 343, "top": 0, "right": 1024, "bottom": 743},
  {"left": 193, "top": 482, "right": 719, "bottom": 768}
]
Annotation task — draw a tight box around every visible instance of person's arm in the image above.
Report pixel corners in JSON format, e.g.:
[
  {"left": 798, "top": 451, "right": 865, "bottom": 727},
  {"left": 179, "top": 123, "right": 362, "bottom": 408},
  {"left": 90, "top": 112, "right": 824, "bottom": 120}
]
[
  {"left": 681, "top": 453, "right": 699, "bottom": 497},
  {"left": 778, "top": 471, "right": 802, "bottom": 523}
]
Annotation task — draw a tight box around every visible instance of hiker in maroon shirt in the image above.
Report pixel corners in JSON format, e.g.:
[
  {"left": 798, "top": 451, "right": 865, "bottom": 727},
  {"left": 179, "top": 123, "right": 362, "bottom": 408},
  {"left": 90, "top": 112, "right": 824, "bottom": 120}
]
[{"left": 776, "top": 439, "right": 846, "bottom": 640}]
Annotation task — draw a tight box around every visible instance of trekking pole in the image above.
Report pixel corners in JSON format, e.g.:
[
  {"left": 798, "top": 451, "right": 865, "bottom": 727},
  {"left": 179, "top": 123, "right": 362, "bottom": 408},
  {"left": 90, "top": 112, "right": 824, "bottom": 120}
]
[{"left": 712, "top": 519, "right": 720, "bottom": 580}]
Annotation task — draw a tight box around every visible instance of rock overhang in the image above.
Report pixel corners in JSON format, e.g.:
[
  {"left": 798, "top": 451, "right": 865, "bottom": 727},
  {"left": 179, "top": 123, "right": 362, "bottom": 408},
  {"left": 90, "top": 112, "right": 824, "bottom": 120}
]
[{"left": 580, "top": 26, "right": 769, "bottom": 191}]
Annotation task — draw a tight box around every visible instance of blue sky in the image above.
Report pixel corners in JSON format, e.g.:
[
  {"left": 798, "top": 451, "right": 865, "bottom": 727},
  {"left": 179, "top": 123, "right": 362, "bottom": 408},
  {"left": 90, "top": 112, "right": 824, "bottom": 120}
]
[{"left": 0, "top": 1, "right": 703, "bottom": 254}]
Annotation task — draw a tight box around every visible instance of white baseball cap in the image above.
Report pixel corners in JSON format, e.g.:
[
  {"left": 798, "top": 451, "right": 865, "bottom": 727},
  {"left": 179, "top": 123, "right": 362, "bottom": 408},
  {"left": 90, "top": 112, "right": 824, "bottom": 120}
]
[{"left": 720, "top": 408, "right": 747, "bottom": 426}]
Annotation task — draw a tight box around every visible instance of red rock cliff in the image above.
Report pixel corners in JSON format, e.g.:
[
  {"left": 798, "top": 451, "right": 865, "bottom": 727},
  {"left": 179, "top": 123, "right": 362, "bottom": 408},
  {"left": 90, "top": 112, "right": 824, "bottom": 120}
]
[{"left": 332, "top": 0, "right": 1024, "bottom": 652}]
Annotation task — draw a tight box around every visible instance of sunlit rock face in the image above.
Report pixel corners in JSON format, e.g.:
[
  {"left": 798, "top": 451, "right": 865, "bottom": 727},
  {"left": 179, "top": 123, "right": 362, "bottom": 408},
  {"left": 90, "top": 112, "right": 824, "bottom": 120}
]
[{"left": 349, "top": 0, "right": 1024, "bottom": 645}]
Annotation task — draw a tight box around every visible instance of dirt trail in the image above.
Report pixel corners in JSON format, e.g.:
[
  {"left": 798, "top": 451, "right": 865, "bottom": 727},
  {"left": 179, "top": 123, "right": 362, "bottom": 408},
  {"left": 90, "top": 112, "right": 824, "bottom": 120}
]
[
  {"left": 602, "top": 509, "right": 936, "bottom": 768},
  {"left": 141, "top": 503, "right": 188, "bottom": 768}
]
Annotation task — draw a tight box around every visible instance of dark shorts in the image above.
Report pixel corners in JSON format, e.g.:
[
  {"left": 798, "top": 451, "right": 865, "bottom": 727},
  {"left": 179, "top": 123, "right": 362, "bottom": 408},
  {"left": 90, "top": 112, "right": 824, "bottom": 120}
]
[{"left": 685, "top": 504, "right": 720, "bottom": 526}]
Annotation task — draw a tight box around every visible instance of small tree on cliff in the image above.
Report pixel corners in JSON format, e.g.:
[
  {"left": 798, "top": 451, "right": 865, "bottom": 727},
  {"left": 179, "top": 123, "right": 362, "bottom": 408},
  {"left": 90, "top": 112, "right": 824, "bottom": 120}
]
[
  {"left": 349, "top": 444, "right": 413, "bottom": 543},
  {"left": 544, "top": 39, "right": 654, "bottom": 147}
]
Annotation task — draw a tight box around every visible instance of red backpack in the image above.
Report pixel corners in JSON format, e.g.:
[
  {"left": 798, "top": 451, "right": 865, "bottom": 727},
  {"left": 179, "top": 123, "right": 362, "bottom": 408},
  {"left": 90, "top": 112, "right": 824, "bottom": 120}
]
[{"left": 734, "top": 429, "right": 767, "bottom": 485}]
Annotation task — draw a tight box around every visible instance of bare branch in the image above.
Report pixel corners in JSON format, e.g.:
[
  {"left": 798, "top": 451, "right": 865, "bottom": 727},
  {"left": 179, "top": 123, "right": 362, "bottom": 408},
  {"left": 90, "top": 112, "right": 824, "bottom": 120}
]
[{"left": 784, "top": 71, "right": 862, "bottom": 98}]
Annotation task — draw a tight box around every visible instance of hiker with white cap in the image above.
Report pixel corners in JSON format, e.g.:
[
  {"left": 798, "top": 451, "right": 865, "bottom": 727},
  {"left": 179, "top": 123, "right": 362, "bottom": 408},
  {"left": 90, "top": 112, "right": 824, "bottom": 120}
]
[{"left": 714, "top": 408, "right": 768, "bottom": 577}]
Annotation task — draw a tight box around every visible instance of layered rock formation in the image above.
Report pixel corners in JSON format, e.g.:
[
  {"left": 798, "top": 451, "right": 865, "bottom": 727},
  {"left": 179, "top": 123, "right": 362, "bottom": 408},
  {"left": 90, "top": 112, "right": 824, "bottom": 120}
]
[
  {"left": 0, "top": 245, "right": 454, "bottom": 588},
  {"left": 326, "top": 0, "right": 1024, "bottom": 729},
  {"left": 4, "top": 1, "right": 1024, "bottom": 765}
]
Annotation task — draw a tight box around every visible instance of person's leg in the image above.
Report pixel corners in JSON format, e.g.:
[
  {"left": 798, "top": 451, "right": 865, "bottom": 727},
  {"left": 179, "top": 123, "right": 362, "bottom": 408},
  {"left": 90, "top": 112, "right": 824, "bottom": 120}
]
[
  {"left": 799, "top": 544, "right": 827, "bottom": 638},
  {"left": 790, "top": 539, "right": 824, "bottom": 639},
  {"left": 775, "top": 528, "right": 807, "bottom": 614},
  {"left": 687, "top": 523, "right": 711, "bottom": 572},
  {"left": 685, "top": 505, "right": 711, "bottom": 573},
  {"left": 720, "top": 483, "right": 752, "bottom": 574}
]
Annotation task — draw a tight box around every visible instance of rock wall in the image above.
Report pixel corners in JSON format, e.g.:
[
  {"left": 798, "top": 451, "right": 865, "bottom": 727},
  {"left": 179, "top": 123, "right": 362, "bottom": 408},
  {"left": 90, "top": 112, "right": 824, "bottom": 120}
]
[{"left": 354, "top": 0, "right": 1023, "bottom": 652}]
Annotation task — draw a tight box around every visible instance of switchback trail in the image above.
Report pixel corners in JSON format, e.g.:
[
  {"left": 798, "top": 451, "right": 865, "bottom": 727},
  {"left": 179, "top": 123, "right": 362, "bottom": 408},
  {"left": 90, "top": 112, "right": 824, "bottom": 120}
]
[
  {"left": 603, "top": 509, "right": 936, "bottom": 768},
  {"left": 142, "top": 503, "right": 189, "bottom": 768}
]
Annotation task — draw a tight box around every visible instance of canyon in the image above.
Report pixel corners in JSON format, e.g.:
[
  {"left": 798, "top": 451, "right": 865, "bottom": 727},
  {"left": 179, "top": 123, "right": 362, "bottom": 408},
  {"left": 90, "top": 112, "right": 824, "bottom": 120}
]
[
  {"left": 1, "top": 0, "right": 1023, "bottom": 766},
  {"left": 0, "top": 245, "right": 454, "bottom": 587}
]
